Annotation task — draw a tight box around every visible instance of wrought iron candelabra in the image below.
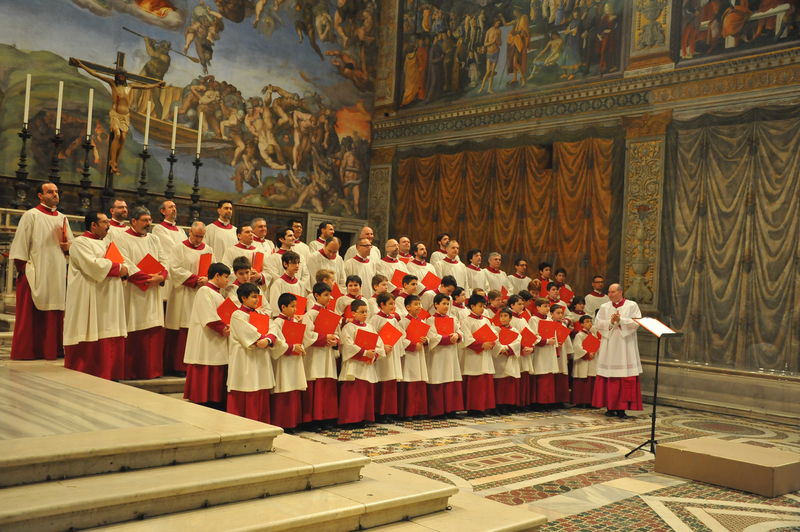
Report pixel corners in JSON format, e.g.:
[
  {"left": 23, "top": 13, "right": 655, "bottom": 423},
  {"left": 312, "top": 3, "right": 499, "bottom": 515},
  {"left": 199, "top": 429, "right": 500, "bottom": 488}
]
[
  {"left": 78, "top": 135, "right": 95, "bottom": 215},
  {"left": 190, "top": 155, "right": 202, "bottom": 222},
  {"left": 12, "top": 124, "right": 32, "bottom": 209}
]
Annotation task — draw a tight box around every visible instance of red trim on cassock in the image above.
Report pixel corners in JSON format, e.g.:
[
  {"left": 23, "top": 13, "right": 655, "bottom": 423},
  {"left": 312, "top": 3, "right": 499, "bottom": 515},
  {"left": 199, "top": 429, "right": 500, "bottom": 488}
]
[
  {"left": 184, "top": 364, "right": 228, "bottom": 403},
  {"left": 227, "top": 389, "right": 270, "bottom": 423},
  {"left": 207, "top": 320, "right": 227, "bottom": 335},
  {"left": 464, "top": 374, "right": 496, "bottom": 411},
  {"left": 159, "top": 221, "right": 179, "bottom": 231},
  {"left": 10, "top": 273, "right": 63, "bottom": 360},
  {"left": 35, "top": 204, "right": 59, "bottom": 216},
  {"left": 64, "top": 337, "right": 125, "bottom": 380},
  {"left": 338, "top": 379, "right": 375, "bottom": 424}
]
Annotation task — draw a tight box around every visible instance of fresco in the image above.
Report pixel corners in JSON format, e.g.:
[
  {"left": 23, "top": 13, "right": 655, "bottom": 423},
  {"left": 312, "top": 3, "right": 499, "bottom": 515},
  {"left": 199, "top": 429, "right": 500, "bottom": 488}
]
[
  {"left": 399, "top": 0, "right": 626, "bottom": 107},
  {"left": 0, "top": 0, "right": 378, "bottom": 217},
  {"left": 678, "top": 0, "right": 800, "bottom": 61}
]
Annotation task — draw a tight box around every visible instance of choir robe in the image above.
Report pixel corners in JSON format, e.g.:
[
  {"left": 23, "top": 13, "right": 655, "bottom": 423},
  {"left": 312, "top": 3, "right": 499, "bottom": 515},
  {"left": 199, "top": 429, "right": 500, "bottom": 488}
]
[
  {"left": 269, "top": 274, "right": 308, "bottom": 314},
  {"left": 334, "top": 294, "right": 366, "bottom": 317},
  {"left": 116, "top": 228, "right": 169, "bottom": 379},
  {"left": 592, "top": 299, "right": 643, "bottom": 411},
  {"left": 265, "top": 248, "right": 310, "bottom": 289},
  {"left": 571, "top": 330, "right": 598, "bottom": 406},
  {"left": 406, "top": 259, "right": 438, "bottom": 284},
  {"left": 227, "top": 306, "right": 282, "bottom": 423},
  {"left": 398, "top": 315, "right": 429, "bottom": 417},
  {"left": 425, "top": 313, "right": 464, "bottom": 416},
  {"left": 494, "top": 323, "right": 523, "bottom": 407},
  {"left": 585, "top": 291, "right": 610, "bottom": 317},
  {"left": 292, "top": 240, "right": 312, "bottom": 264},
  {"left": 484, "top": 267, "right": 511, "bottom": 295},
  {"left": 547, "top": 303, "right": 574, "bottom": 404},
  {"left": 436, "top": 258, "right": 470, "bottom": 291},
  {"left": 465, "top": 264, "right": 488, "bottom": 295},
  {"left": 368, "top": 311, "right": 404, "bottom": 416},
  {"left": 344, "top": 244, "right": 381, "bottom": 262},
  {"left": 344, "top": 256, "right": 377, "bottom": 297},
  {"left": 460, "top": 313, "right": 498, "bottom": 412},
  {"left": 253, "top": 236, "right": 276, "bottom": 257},
  {"left": 393, "top": 291, "right": 413, "bottom": 319},
  {"left": 308, "top": 237, "right": 326, "bottom": 254},
  {"left": 306, "top": 249, "right": 346, "bottom": 292},
  {"left": 429, "top": 249, "right": 453, "bottom": 269},
  {"left": 338, "top": 321, "right": 385, "bottom": 424},
  {"left": 419, "top": 289, "right": 457, "bottom": 317},
  {"left": 9, "top": 204, "right": 74, "bottom": 360},
  {"left": 511, "top": 314, "right": 537, "bottom": 406},
  {"left": 107, "top": 219, "right": 128, "bottom": 239},
  {"left": 204, "top": 220, "right": 237, "bottom": 260},
  {"left": 224, "top": 279, "right": 273, "bottom": 317},
  {"left": 221, "top": 242, "right": 261, "bottom": 271},
  {"left": 367, "top": 294, "right": 382, "bottom": 318},
  {"left": 507, "top": 274, "right": 531, "bottom": 295},
  {"left": 183, "top": 284, "right": 229, "bottom": 404},
  {"left": 376, "top": 256, "right": 408, "bottom": 295},
  {"left": 528, "top": 313, "right": 560, "bottom": 404},
  {"left": 271, "top": 314, "right": 315, "bottom": 429},
  {"left": 152, "top": 221, "right": 187, "bottom": 302},
  {"left": 63, "top": 232, "right": 126, "bottom": 379},
  {"left": 164, "top": 240, "right": 213, "bottom": 373},
  {"left": 301, "top": 304, "right": 340, "bottom": 422}
]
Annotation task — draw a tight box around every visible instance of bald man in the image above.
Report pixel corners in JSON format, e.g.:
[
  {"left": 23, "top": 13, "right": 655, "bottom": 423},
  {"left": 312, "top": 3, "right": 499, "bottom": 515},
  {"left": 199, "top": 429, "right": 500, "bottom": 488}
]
[
  {"left": 592, "top": 284, "right": 643, "bottom": 419},
  {"left": 344, "top": 226, "right": 381, "bottom": 262},
  {"left": 306, "top": 236, "right": 346, "bottom": 292},
  {"left": 376, "top": 238, "right": 409, "bottom": 295}
]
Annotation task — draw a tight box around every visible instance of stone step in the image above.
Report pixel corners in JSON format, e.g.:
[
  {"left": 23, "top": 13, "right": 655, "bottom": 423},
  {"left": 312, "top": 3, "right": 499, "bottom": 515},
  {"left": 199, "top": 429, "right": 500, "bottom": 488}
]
[
  {"left": 93, "top": 463, "right": 458, "bottom": 532},
  {"left": 0, "top": 434, "right": 370, "bottom": 531},
  {"left": 0, "top": 313, "right": 15, "bottom": 332},
  {"left": 121, "top": 376, "right": 186, "bottom": 394}
]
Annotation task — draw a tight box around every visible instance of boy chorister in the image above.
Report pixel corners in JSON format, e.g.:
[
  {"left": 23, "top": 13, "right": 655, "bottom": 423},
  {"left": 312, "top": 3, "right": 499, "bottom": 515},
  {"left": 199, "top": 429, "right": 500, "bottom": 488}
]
[
  {"left": 335, "top": 275, "right": 365, "bottom": 316},
  {"left": 450, "top": 286, "right": 470, "bottom": 324},
  {"left": 507, "top": 295, "right": 536, "bottom": 407},
  {"left": 425, "top": 293, "right": 464, "bottom": 417},
  {"left": 550, "top": 304, "right": 573, "bottom": 405},
  {"left": 485, "top": 290, "right": 503, "bottom": 321},
  {"left": 268, "top": 251, "right": 308, "bottom": 312},
  {"left": 227, "top": 282, "right": 281, "bottom": 423},
  {"left": 420, "top": 275, "right": 457, "bottom": 314},
  {"left": 460, "top": 294, "right": 497, "bottom": 414},
  {"left": 369, "top": 293, "right": 404, "bottom": 421},
  {"left": 183, "top": 263, "right": 231, "bottom": 407},
  {"left": 394, "top": 275, "right": 419, "bottom": 318},
  {"left": 465, "top": 249, "right": 488, "bottom": 295},
  {"left": 493, "top": 307, "right": 522, "bottom": 413},
  {"left": 270, "top": 293, "right": 312, "bottom": 430},
  {"left": 528, "top": 298, "right": 559, "bottom": 406},
  {"left": 225, "top": 257, "right": 272, "bottom": 316},
  {"left": 338, "top": 299, "right": 385, "bottom": 425},
  {"left": 301, "top": 283, "right": 341, "bottom": 425},
  {"left": 398, "top": 295, "right": 429, "bottom": 418},
  {"left": 368, "top": 274, "right": 389, "bottom": 317},
  {"left": 571, "top": 315, "right": 597, "bottom": 407}
]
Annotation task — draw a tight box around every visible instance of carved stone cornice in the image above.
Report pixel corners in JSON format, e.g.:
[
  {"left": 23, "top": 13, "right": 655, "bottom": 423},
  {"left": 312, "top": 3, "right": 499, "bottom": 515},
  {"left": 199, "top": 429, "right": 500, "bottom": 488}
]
[
  {"left": 622, "top": 110, "right": 672, "bottom": 139},
  {"left": 370, "top": 146, "right": 396, "bottom": 165}
]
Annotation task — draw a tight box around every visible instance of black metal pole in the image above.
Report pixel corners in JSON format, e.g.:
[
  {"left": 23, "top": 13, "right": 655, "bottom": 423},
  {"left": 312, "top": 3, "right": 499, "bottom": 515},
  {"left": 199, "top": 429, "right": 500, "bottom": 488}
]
[
  {"left": 190, "top": 155, "right": 202, "bottom": 222},
  {"left": 12, "top": 125, "right": 32, "bottom": 210},
  {"left": 136, "top": 147, "right": 151, "bottom": 208},
  {"left": 164, "top": 149, "right": 177, "bottom": 200},
  {"left": 79, "top": 135, "right": 95, "bottom": 215},
  {"left": 48, "top": 132, "right": 64, "bottom": 185}
]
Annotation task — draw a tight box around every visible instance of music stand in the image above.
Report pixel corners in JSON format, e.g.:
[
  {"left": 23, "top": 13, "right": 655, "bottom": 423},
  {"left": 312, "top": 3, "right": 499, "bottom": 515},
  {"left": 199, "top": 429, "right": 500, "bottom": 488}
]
[{"left": 625, "top": 317, "right": 681, "bottom": 458}]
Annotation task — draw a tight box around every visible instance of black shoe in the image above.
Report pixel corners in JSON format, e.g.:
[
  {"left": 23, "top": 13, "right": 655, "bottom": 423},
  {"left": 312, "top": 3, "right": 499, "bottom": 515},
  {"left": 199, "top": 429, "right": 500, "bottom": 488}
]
[
  {"left": 605, "top": 410, "right": 617, "bottom": 417},
  {"left": 617, "top": 411, "right": 631, "bottom": 419}
]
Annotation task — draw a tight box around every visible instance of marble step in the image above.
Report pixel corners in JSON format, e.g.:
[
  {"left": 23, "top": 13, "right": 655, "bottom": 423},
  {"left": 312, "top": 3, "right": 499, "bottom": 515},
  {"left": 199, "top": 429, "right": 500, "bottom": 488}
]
[
  {"left": 121, "top": 376, "right": 186, "bottom": 394},
  {"left": 0, "top": 435, "right": 370, "bottom": 531},
  {"left": 93, "top": 463, "right": 458, "bottom": 532}
]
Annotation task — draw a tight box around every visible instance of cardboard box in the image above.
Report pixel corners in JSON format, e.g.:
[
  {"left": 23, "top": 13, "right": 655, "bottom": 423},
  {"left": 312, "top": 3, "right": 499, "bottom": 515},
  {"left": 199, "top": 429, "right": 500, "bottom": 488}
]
[{"left": 655, "top": 437, "right": 800, "bottom": 497}]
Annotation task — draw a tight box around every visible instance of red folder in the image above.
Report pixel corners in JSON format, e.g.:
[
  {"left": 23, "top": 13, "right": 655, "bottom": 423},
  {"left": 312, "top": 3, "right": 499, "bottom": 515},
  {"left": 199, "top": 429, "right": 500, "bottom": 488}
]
[
  {"left": 251, "top": 251, "right": 264, "bottom": 272},
  {"left": 137, "top": 253, "right": 164, "bottom": 275},
  {"left": 490, "top": 313, "right": 502, "bottom": 327},
  {"left": 421, "top": 271, "right": 441, "bottom": 291},
  {"left": 355, "top": 328, "right": 379, "bottom": 351},
  {"left": 391, "top": 269, "right": 406, "bottom": 288},
  {"left": 520, "top": 310, "right": 532, "bottom": 321},
  {"left": 398, "top": 256, "right": 411, "bottom": 264},
  {"left": 379, "top": 322, "right": 403, "bottom": 348},
  {"left": 326, "top": 298, "right": 337, "bottom": 312},
  {"left": 555, "top": 323, "right": 571, "bottom": 344},
  {"left": 282, "top": 319, "right": 306, "bottom": 345},
  {"left": 293, "top": 294, "right": 307, "bottom": 316},
  {"left": 249, "top": 313, "right": 270, "bottom": 335},
  {"left": 538, "top": 320, "right": 557, "bottom": 340},
  {"left": 472, "top": 324, "right": 498, "bottom": 344},
  {"left": 405, "top": 318, "right": 430, "bottom": 343},
  {"left": 104, "top": 242, "right": 124, "bottom": 265},
  {"left": 582, "top": 333, "right": 601, "bottom": 353},
  {"left": 61, "top": 218, "right": 69, "bottom": 243},
  {"left": 342, "top": 305, "right": 354, "bottom": 320},
  {"left": 435, "top": 316, "right": 454, "bottom": 336},
  {"left": 520, "top": 327, "right": 538, "bottom": 348},
  {"left": 217, "top": 298, "right": 238, "bottom": 325},
  {"left": 314, "top": 308, "right": 341, "bottom": 336},
  {"left": 198, "top": 253, "right": 212, "bottom": 277},
  {"left": 256, "top": 294, "right": 264, "bottom": 309},
  {"left": 559, "top": 286, "right": 574, "bottom": 303},
  {"left": 500, "top": 286, "right": 509, "bottom": 300},
  {"left": 418, "top": 308, "right": 431, "bottom": 320},
  {"left": 539, "top": 281, "right": 549, "bottom": 297},
  {"left": 331, "top": 282, "right": 344, "bottom": 300},
  {"left": 498, "top": 327, "right": 519, "bottom": 346}
]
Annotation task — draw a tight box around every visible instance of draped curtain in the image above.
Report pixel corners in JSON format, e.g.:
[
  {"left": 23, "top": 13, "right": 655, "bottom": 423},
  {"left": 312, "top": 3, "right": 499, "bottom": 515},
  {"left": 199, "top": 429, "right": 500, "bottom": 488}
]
[
  {"left": 661, "top": 107, "right": 800, "bottom": 373},
  {"left": 393, "top": 136, "right": 619, "bottom": 296}
]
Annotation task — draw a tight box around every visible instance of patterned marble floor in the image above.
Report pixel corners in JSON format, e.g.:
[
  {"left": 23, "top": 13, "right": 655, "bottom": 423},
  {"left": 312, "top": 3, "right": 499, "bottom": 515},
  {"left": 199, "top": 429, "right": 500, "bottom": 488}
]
[{"left": 295, "top": 407, "right": 800, "bottom": 531}]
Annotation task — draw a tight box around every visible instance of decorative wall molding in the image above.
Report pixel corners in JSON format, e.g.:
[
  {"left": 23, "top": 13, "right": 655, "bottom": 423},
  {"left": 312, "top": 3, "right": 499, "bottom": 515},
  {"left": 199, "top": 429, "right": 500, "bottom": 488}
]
[
  {"left": 622, "top": 109, "right": 673, "bottom": 138},
  {"left": 373, "top": 0, "right": 400, "bottom": 110},
  {"left": 367, "top": 165, "right": 392, "bottom": 244},
  {"left": 630, "top": 0, "right": 671, "bottom": 58}
]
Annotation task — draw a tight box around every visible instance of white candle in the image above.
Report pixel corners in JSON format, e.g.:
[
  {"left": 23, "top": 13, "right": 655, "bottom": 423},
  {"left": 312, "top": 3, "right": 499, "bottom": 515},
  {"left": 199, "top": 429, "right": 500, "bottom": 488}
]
[
  {"left": 143, "top": 100, "right": 151, "bottom": 147},
  {"left": 55, "top": 81, "right": 64, "bottom": 133},
  {"left": 170, "top": 105, "right": 178, "bottom": 151},
  {"left": 196, "top": 112, "right": 203, "bottom": 157},
  {"left": 23, "top": 74, "right": 31, "bottom": 125},
  {"left": 86, "top": 88, "right": 94, "bottom": 137}
]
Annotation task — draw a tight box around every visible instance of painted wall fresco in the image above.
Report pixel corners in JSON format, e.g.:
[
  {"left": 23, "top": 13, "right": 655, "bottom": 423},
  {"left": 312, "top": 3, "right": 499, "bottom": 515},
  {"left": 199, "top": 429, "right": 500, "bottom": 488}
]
[
  {"left": 0, "top": 0, "right": 378, "bottom": 217},
  {"left": 399, "top": 0, "right": 626, "bottom": 107},
  {"left": 678, "top": 0, "right": 800, "bottom": 61}
]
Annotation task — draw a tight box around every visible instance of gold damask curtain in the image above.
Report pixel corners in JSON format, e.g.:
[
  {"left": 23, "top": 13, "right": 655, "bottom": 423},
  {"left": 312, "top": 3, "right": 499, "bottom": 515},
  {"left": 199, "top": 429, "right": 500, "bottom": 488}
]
[
  {"left": 661, "top": 107, "right": 800, "bottom": 373},
  {"left": 393, "top": 136, "right": 619, "bottom": 296}
]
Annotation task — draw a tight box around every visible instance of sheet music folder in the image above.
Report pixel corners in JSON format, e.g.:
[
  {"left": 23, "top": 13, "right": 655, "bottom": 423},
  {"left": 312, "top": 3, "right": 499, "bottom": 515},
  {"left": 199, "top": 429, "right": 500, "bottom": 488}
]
[{"left": 633, "top": 317, "right": 681, "bottom": 338}]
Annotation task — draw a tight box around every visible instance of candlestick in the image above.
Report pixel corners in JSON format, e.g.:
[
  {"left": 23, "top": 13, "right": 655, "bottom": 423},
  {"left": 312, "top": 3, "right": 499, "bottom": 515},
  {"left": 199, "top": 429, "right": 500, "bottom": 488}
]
[
  {"left": 86, "top": 88, "right": 94, "bottom": 137},
  {"left": 165, "top": 149, "right": 177, "bottom": 200},
  {"left": 55, "top": 81, "right": 64, "bottom": 133},
  {"left": 79, "top": 135, "right": 94, "bottom": 215},
  {"left": 196, "top": 112, "right": 203, "bottom": 157},
  {"left": 171, "top": 106, "right": 177, "bottom": 150},
  {"left": 190, "top": 155, "right": 202, "bottom": 222},
  {"left": 23, "top": 74, "right": 31, "bottom": 125},
  {"left": 49, "top": 132, "right": 63, "bottom": 185},
  {"left": 137, "top": 145, "right": 150, "bottom": 208},
  {"left": 12, "top": 124, "right": 32, "bottom": 209},
  {"left": 143, "top": 100, "right": 151, "bottom": 147}
]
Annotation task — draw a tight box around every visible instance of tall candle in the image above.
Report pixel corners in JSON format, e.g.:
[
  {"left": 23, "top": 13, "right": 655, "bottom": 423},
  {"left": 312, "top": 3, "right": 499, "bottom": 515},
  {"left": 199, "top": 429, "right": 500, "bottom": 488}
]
[
  {"left": 143, "top": 100, "right": 151, "bottom": 147},
  {"left": 170, "top": 106, "right": 178, "bottom": 151},
  {"left": 23, "top": 74, "right": 31, "bottom": 125},
  {"left": 86, "top": 88, "right": 94, "bottom": 137},
  {"left": 55, "top": 81, "right": 64, "bottom": 133},
  {"left": 196, "top": 112, "right": 203, "bottom": 157}
]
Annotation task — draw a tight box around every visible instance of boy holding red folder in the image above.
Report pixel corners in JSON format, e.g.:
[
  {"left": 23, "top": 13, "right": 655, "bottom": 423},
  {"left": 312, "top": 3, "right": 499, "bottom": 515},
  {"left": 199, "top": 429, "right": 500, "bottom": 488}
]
[
  {"left": 493, "top": 307, "right": 523, "bottom": 413},
  {"left": 398, "top": 295, "right": 429, "bottom": 418},
  {"left": 460, "top": 294, "right": 498, "bottom": 414},
  {"left": 268, "top": 251, "right": 308, "bottom": 314},
  {"left": 528, "top": 298, "right": 559, "bottom": 406},
  {"left": 571, "top": 315, "right": 599, "bottom": 407},
  {"left": 271, "top": 293, "right": 313, "bottom": 431},
  {"left": 301, "top": 283, "right": 341, "bottom": 426},
  {"left": 368, "top": 293, "right": 404, "bottom": 421},
  {"left": 338, "top": 299, "right": 385, "bottom": 425},
  {"left": 425, "top": 293, "right": 464, "bottom": 417}
]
